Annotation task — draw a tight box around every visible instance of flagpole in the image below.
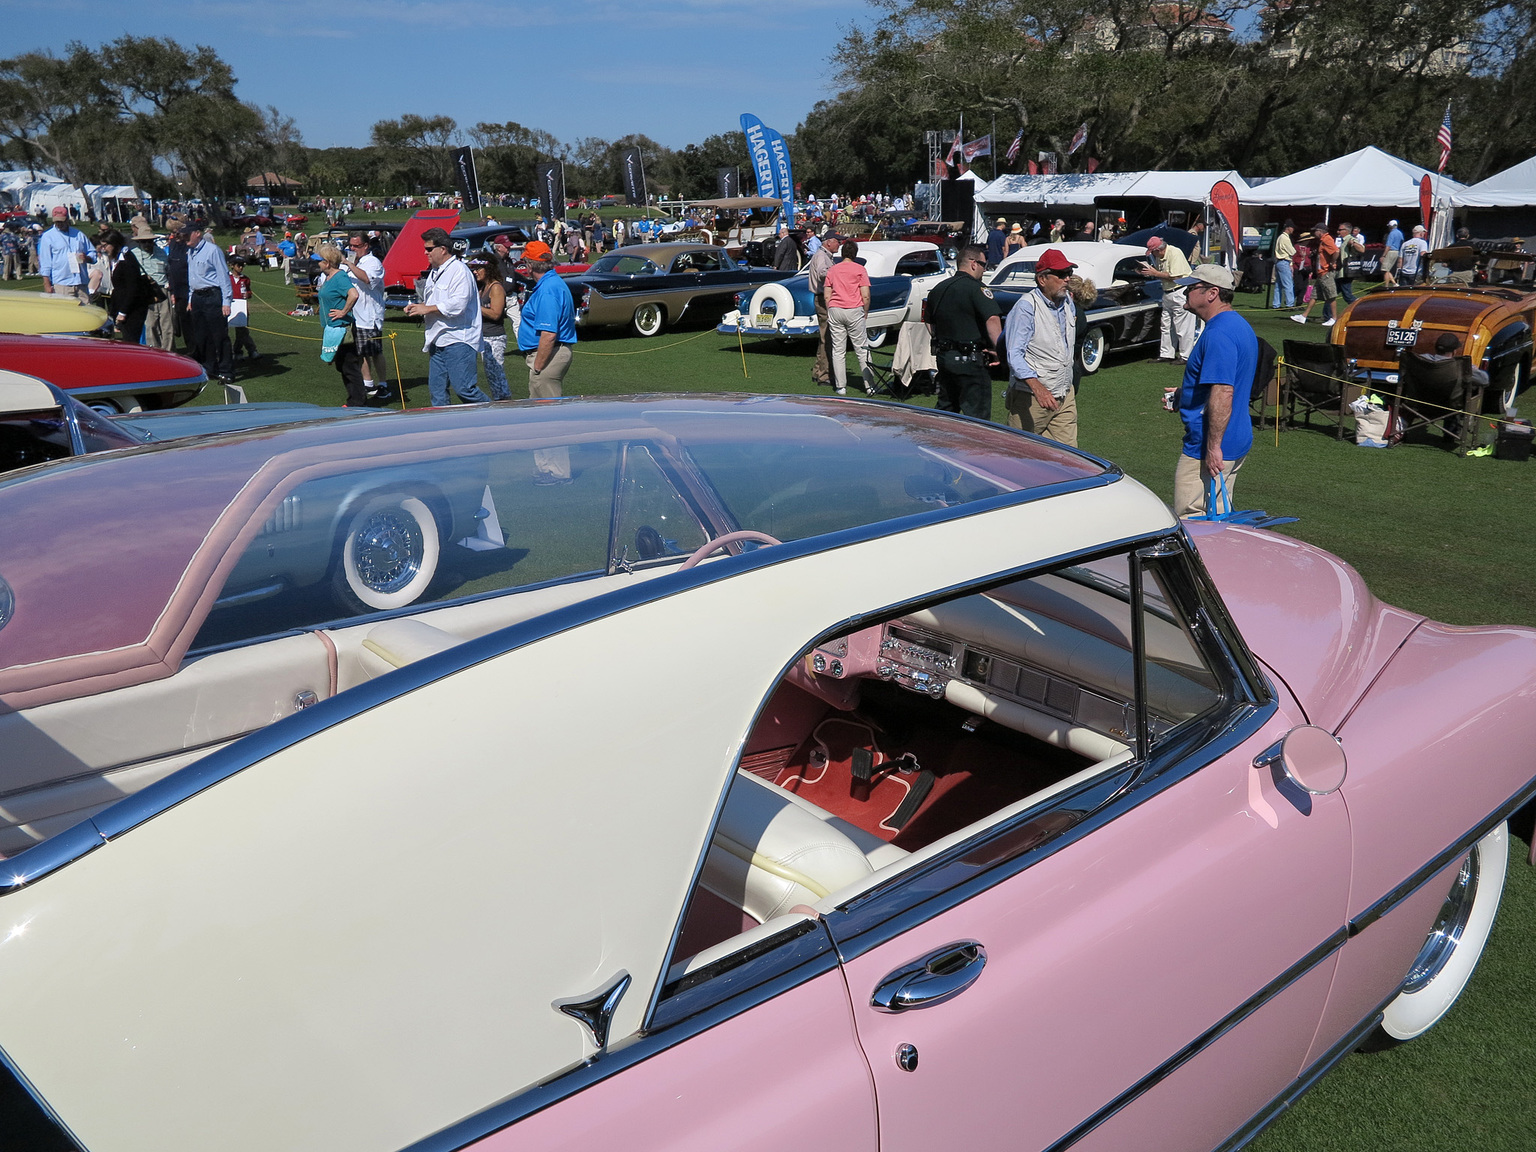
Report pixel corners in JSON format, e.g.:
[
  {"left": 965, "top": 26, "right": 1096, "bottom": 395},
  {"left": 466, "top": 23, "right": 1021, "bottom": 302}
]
[{"left": 991, "top": 115, "right": 997, "bottom": 180}]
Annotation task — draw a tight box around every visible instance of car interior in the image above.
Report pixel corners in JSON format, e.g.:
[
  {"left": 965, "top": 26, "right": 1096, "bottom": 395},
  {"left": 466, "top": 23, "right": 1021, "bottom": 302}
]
[{"left": 663, "top": 550, "right": 1225, "bottom": 982}]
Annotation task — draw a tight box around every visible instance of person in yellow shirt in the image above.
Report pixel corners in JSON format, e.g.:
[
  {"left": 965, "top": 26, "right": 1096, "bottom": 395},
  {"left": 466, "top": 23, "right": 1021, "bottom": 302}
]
[{"left": 1270, "top": 221, "right": 1296, "bottom": 309}]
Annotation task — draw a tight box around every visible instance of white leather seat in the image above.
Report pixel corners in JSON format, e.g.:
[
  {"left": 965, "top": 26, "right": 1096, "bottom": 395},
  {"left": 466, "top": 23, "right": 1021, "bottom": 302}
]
[
  {"left": 701, "top": 772, "right": 908, "bottom": 924},
  {"left": 357, "top": 619, "right": 463, "bottom": 678}
]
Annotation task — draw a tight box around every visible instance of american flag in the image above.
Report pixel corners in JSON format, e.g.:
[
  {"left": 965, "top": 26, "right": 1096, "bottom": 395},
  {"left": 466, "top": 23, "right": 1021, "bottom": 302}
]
[
  {"left": 1067, "top": 122, "right": 1088, "bottom": 156},
  {"left": 1436, "top": 103, "right": 1453, "bottom": 173},
  {"left": 946, "top": 131, "right": 963, "bottom": 166},
  {"left": 1005, "top": 129, "right": 1023, "bottom": 162}
]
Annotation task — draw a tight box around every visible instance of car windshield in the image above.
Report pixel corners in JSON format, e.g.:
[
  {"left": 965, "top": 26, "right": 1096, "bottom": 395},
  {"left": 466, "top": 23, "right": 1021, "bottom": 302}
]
[
  {"left": 590, "top": 254, "right": 658, "bottom": 275},
  {"left": 0, "top": 397, "right": 1107, "bottom": 694}
]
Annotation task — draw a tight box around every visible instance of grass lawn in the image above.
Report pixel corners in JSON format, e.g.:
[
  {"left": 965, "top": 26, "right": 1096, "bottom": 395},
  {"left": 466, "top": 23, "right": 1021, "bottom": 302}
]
[{"left": 18, "top": 250, "right": 1536, "bottom": 1148}]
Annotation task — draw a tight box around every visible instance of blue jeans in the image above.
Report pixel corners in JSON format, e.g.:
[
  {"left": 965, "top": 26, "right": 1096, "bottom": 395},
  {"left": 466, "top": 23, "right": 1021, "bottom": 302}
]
[
  {"left": 1338, "top": 279, "right": 1355, "bottom": 304},
  {"left": 428, "top": 340, "right": 489, "bottom": 406},
  {"left": 480, "top": 333, "right": 510, "bottom": 401},
  {"left": 1271, "top": 260, "right": 1294, "bottom": 308}
]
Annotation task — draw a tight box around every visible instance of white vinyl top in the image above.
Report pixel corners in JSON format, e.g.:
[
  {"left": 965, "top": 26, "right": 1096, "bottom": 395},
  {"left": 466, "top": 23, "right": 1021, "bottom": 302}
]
[
  {"left": 1242, "top": 146, "right": 1468, "bottom": 208},
  {"left": 0, "top": 369, "right": 58, "bottom": 415},
  {"left": 986, "top": 242, "right": 1150, "bottom": 288}
]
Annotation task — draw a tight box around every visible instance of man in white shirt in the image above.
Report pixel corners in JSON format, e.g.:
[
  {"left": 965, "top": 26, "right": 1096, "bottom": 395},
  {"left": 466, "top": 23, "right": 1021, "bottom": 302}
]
[
  {"left": 342, "top": 234, "right": 390, "bottom": 399},
  {"left": 404, "top": 228, "right": 487, "bottom": 405},
  {"left": 1399, "top": 226, "right": 1430, "bottom": 287}
]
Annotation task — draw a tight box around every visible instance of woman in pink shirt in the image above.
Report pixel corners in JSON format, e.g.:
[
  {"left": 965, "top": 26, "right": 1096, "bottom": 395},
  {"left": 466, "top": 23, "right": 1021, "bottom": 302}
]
[{"left": 823, "top": 239, "right": 874, "bottom": 395}]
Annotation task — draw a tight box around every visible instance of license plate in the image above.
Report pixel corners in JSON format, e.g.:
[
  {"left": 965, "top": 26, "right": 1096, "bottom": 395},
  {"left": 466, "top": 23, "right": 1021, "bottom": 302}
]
[
  {"left": 1385, "top": 326, "right": 1419, "bottom": 347},
  {"left": 753, "top": 313, "right": 775, "bottom": 327}
]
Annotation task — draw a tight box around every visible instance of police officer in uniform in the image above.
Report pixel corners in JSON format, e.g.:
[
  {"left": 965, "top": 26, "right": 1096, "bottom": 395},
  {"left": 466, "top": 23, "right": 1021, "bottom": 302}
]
[{"left": 926, "top": 243, "right": 1004, "bottom": 419}]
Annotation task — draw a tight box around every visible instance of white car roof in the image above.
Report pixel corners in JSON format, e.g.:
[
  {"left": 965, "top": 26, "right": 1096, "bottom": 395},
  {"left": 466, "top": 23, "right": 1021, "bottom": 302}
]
[
  {"left": 989, "top": 241, "right": 1149, "bottom": 285},
  {"left": 0, "top": 369, "right": 58, "bottom": 416},
  {"left": 841, "top": 240, "right": 944, "bottom": 277}
]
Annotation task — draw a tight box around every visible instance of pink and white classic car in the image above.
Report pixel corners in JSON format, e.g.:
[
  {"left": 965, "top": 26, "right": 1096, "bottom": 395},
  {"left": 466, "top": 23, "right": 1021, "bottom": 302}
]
[{"left": 0, "top": 396, "right": 1532, "bottom": 1152}]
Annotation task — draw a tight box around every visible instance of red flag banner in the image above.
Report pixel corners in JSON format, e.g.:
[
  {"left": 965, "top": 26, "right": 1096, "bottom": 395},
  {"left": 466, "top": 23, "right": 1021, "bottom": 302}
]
[
  {"left": 1419, "top": 174, "right": 1433, "bottom": 233},
  {"left": 1028, "top": 160, "right": 1038, "bottom": 175},
  {"left": 1086, "top": 158, "right": 1099, "bottom": 174},
  {"left": 1209, "top": 180, "right": 1241, "bottom": 262}
]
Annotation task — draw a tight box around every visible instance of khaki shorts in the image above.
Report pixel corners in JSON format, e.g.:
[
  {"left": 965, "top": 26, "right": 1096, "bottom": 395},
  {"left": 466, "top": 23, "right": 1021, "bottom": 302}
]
[
  {"left": 1314, "top": 272, "right": 1338, "bottom": 302},
  {"left": 1380, "top": 250, "right": 1400, "bottom": 273}
]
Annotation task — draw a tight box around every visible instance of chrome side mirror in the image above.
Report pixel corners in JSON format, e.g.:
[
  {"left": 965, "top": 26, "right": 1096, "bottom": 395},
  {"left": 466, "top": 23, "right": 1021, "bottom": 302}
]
[{"left": 1254, "top": 725, "right": 1347, "bottom": 796}]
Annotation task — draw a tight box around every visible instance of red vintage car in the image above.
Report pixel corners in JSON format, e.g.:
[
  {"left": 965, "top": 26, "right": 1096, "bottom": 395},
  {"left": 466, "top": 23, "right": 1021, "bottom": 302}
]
[{"left": 0, "top": 333, "right": 206, "bottom": 413}]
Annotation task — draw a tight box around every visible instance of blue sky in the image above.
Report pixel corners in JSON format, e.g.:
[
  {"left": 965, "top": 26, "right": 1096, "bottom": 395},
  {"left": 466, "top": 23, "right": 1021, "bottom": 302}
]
[{"left": 8, "top": 0, "right": 875, "bottom": 150}]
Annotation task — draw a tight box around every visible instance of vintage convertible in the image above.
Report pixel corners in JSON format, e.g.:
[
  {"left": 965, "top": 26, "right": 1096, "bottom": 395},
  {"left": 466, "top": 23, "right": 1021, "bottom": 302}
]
[
  {"left": 986, "top": 241, "right": 1164, "bottom": 375},
  {"left": 1331, "top": 281, "right": 1535, "bottom": 413},
  {"left": 564, "top": 242, "right": 793, "bottom": 337},
  {"left": 0, "top": 396, "right": 1532, "bottom": 1152},
  {"left": 0, "top": 332, "right": 207, "bottom": 413},
  {"left": 717, "top": 240, "right": 952, "bottom": 349}
]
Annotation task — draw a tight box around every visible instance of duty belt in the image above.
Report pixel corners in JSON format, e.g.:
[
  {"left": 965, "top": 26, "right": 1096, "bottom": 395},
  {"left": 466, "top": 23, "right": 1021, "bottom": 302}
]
[{"left": 934, "top": 340, "right": 985, "bottom": 353}]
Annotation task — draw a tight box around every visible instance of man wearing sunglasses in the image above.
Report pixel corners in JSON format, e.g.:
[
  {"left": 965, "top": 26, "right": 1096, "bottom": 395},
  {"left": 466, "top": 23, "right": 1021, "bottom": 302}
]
[
  {"left": 1003, "top": 247, "right": 1078, "bottom": 445},
  {"left": 1170, "top": 264, "right": 1257, "bottom": 517},
  {"left": 404, "top": 228, "right": 488, "bottom": 405}
]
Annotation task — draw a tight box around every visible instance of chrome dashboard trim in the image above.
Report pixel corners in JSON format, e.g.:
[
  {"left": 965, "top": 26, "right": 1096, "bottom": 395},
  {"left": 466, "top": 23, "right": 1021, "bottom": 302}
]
[{"left": 0, "top": 465, "right": 1126, "bottom": 894}]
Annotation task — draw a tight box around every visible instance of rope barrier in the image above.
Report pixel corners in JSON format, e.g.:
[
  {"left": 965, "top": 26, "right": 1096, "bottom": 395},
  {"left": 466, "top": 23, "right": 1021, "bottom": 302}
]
[
  {"left": 573, "top": 328, "right": 713, "bottom": 356},
  {"left": 1276, "top": 356, "right": 1525, "bottom": 432}
]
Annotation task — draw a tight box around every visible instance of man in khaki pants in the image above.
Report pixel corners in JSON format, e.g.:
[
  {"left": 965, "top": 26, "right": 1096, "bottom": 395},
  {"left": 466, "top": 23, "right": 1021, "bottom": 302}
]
[
  {"left": 1003, "top": 247, "right": 1079, "bottom": 445},
  {"left": 515, "top": 239, "right": 576, "bottom": 482}
]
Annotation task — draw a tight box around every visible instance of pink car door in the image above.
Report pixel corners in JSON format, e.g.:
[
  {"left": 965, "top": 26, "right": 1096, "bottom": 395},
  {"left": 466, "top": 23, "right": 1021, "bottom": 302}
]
[{"left": 829, "top": 546, "right": 1352, "bottom": 1152}]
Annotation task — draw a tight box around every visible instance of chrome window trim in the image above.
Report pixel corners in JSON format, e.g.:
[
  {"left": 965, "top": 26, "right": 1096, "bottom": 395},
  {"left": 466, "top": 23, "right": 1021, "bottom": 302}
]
[
  {"left": 0, "top": 467, "right": 1124, "bottom": 894},
  {"left": 394, "top": 920, "right": 839, "bottom": 1152},
  {"left": 61, "top": 373, "right": 209, "bottom": 399}
]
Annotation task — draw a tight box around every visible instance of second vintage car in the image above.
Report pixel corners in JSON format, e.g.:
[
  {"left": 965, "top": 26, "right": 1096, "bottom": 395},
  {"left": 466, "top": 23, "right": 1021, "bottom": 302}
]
[
  {"left": 0, "top": 332, "right": 207, "bottom": 413},
  {"left": 562, "top": 242, "right": 794, "bottom": 337},
  {"left": 987, "top": 241, "right": 1165, "bottom": 375},
  {"left": 717, "top": 239, "right": 952, "bottom": 349},
  {"left": 0, "top": 288, "right": 111, "bottom": 337},
  {"left": 1331, "top": 279, "right": 1535, "bottom": 413},
  {"left": 0, "top": 396, "right": 1532, "bottom": 1152}
]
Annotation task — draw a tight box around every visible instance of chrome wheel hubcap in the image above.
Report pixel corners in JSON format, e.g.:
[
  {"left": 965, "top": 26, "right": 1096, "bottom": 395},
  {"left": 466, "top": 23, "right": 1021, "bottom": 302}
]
[
  {"left": 1402, "top": 848, "right": 1480, "bottom": 994},
  {"left": 353, "top": 509, "right": 425, "bottom": 593}
]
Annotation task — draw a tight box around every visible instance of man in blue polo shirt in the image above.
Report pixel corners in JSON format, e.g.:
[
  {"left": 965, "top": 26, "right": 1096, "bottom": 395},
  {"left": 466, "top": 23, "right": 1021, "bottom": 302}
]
[
  {"left": 1172, "top": 264, "right": 1258, "bottom": 517},
  {"left": 516, "top": 239, "right": 577, "bottom": 483}
]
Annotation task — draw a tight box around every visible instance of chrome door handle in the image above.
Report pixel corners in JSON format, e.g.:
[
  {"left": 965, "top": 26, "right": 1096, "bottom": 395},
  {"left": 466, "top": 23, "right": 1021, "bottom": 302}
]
[{"left": 871, "top": 941, "right": 986, "bottom": 1013}]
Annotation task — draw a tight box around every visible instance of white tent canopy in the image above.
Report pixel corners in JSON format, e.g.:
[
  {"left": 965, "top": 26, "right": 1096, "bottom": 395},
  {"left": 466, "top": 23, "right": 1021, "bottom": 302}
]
[
  {"left": 975, "top": 169, "right": 1250, "bottom": 209},
  {"left": 1242, "top": 146, "right": 1466, "bottom": 208},
  {"left": 1458, "top": 156, "right": 1536, "bottom": 207},
  {"left": 0, "top": 168, "right": 63, "bottom": 194}
]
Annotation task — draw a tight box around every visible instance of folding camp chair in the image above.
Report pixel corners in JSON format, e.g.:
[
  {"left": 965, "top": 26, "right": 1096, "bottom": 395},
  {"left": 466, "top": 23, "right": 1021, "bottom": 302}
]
[
  {"left": 1394, "top": 351, "right": 1484, "bottom": 456},
  {"left": 1281, "top": 340, "right": 1352, "bottom": 439}
]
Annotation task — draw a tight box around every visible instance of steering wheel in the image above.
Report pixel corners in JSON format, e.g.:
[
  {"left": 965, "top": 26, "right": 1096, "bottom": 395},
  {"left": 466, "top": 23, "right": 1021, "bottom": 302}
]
[{"left": 678, "top": 530, "right": 783, "bottom": 570}]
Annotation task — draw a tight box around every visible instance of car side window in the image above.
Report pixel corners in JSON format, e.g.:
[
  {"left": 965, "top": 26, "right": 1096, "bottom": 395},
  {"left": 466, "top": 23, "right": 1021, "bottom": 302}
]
[
  {"left": 691, "top": 251, "right": 724, "bottom": 273},
  {"left": 610, "top": 443, "right": 709, "bottom": 571},
  {"left": 658, "top": 542, "right": 1239, "bottom": 1003},
  {"left": 189, "top": 443, "right": 622, "bottom": 651},
  {"left": 894, "top": 251, "right": 942, "bottom": 277},
  {"left": 995, "top": 262, "right": 1037, "bottom": 288},
  {"left": 0, "top": 412, "right": 72, "bottom": 472}
]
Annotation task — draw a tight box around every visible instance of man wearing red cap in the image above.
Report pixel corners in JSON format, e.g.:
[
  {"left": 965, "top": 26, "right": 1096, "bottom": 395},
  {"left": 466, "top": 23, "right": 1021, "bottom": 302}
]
[{"left": 1002, "top": 247, "right": 1079, "bottom": 445}]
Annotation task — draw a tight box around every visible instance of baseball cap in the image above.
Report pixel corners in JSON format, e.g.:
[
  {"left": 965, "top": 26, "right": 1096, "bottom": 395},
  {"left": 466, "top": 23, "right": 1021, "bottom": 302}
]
[
  {"left": 50, "top": 206, "right": 68, "bottom": 219},
  {"left": 1034, "top": 248, "right": 1077, "bottom": 274},
  {"left": 1174, "top": 263, "right": 1235, "bottom": 290},
  {"left": 520, "top": 239, "right": 554, "bottom": 263},
  {"left": 1388, "top": 219, "right": 1399, "bottom": 227}
]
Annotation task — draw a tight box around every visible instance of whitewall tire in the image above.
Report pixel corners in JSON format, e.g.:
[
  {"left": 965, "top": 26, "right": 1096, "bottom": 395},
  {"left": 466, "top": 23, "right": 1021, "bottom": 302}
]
[
  {"left": 747, "top": 282, "right": 797, "bottom": 326},
  {"left": 632, "top": 303, "right": 665, "bottom": 338},
  {"left": 335, "top": 494, "right": 441, "bottom": 613},
  {"left": 1376, "top": 821, "right": 1508, "bottom": 1043}
]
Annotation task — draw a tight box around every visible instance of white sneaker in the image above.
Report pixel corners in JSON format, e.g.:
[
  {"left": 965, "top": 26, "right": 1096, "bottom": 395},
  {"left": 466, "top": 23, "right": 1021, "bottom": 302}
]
[
  {"left": 835, "top": 387, "right": 846, "bottom": 395},
  {"left": 1289, "top": 314, "right": 1308, "bottom": 324},
  {"left": 1321, "top": 318, "right": 1336, "bottom": 327}
]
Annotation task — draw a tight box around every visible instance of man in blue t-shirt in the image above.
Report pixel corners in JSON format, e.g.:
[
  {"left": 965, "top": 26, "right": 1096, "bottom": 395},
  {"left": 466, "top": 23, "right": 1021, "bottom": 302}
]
[
  {"left": 1172, "top": 264, "right": 1258, "bottom": 517},
  {"left": 516, "top": 238, "right": 578, "bottom": 482}
]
